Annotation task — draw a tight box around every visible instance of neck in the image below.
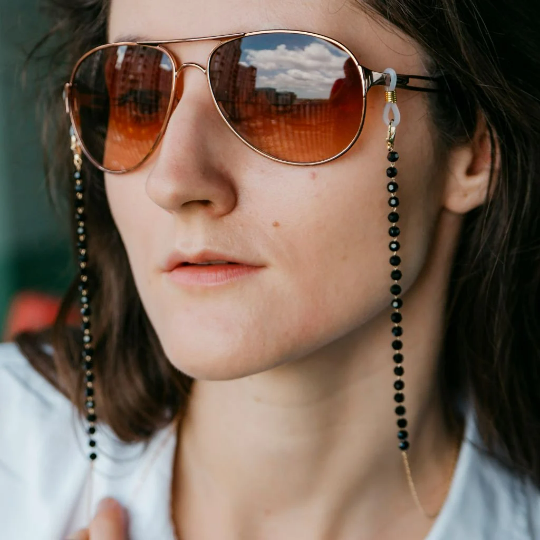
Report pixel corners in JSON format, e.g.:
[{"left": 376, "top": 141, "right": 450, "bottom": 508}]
[{"left": 171, "top": 209, "right": 464, "bottom": 540}]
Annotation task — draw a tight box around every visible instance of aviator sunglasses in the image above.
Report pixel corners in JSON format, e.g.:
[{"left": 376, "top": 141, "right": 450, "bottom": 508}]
[{"left": 63, "top": 29, "right": 442, "bottom": 173}]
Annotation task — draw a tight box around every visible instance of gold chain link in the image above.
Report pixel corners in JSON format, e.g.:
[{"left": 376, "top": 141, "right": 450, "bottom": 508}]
[{"left": 401, "top": 437, "right": 461, "bottom": 520}]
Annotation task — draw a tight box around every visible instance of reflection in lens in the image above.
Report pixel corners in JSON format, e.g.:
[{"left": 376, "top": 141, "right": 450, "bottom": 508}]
[
  {"left": 209, "top": 33, "right": 364, "bottom": 163},
  {"left": 71, "top": 45, "right": 174, "bottom": 172}
]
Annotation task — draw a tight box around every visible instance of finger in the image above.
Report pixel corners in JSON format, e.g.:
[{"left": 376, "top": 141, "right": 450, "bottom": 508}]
[
  {"left": 65, "top": 530, "right": 89, "bottom": 540},
  {"left": 89, "top": 498, "right": 128, "bottom": 539}
]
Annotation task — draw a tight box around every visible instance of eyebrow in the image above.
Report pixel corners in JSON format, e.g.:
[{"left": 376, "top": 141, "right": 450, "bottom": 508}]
[{"left": 112, "top": 34, "right": 150, "bottom": 43}]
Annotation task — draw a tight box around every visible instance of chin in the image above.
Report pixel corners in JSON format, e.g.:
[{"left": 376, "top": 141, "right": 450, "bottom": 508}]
[{"left": 161, "top": 339, "right": 279, "bottom": 381}]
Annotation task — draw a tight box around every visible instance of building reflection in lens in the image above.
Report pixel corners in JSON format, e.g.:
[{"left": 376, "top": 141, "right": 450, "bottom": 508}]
[
  {"left": 210, "top": 35, "right": 364, "bottom": 162},
  {"left": 102, "top": 45, "right": 173, "bottom": 171}
]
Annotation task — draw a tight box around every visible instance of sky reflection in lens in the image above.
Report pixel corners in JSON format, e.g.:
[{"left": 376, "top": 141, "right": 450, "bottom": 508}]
[{"left": 210, "top": 33, "right": 364, "bottom": 163}]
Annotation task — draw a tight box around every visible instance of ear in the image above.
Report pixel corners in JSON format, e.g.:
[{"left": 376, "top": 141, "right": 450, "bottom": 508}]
[{"left": 441, "top": 115, "right": 499, "bottom": 214}]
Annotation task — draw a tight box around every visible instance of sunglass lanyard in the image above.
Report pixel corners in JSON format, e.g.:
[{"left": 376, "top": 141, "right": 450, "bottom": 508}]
[
  {"left": 70, "top": 68, "right": 460, "bottom": 538},
  {"left": 383, "top": 68, "right": 460, "bottom": 520}
]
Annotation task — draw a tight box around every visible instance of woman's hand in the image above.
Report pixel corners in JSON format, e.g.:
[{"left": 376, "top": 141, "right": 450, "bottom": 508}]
[{"left": 66, "top": 498, "right": 128, "bottom": 540}]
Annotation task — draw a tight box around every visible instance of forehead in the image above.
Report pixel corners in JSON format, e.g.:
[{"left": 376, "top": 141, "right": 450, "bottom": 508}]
[{"left": 108, "top": 0, "right": 425, "bottom": 74}]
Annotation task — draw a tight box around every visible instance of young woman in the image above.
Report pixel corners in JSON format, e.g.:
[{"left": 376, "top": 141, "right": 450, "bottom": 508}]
[{"left": 2, "top": 0, "right": 540, "bottom": 538}]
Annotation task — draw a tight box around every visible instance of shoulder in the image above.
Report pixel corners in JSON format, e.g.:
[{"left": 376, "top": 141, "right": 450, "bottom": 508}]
[
  {"left": 0, "top": 342, "right": 180, "bottom": 539},
  {"left": 0, "top": 340, "right": 73, "bottom": 418},
  {"left": 429, "top": 406, "right": 540, "bottom": 540},
  {"left": 0, "top": 342, "right": 93, "bottom": 537},
  {"left": 467, "top": 444, "right": 540, "bottom": 539},
  {"left": 0, "top": 341, "right": 84, "bottom": 468}
]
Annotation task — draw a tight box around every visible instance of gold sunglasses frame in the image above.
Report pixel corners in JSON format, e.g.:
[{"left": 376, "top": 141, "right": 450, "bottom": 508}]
[{"left": 63, "top": 29, "right": 442, "bottom": 174}]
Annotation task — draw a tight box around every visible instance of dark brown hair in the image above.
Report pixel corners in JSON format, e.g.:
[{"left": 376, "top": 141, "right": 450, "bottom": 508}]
[{"left": 16, "top": 0, "right": 540, "bottom": 484}]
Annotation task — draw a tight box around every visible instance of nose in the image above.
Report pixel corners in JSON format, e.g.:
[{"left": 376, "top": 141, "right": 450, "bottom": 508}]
[{"left": 144, "top": 63, "right": 238, "bottom": 218}]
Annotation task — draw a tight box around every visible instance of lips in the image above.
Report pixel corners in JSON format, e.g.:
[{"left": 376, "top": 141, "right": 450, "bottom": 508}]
[
  {"left": 163, "top": 249, "right": 261, "bottom": 272},
  {"left": 180, "top": 261, "right": 238, "bottom": 266},
  {"left": 167, "top": 261, "right": 263, "bottom": 287}
]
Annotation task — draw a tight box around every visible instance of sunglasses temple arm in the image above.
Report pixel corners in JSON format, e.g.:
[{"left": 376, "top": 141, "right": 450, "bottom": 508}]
[{"left": 369, "top": 70, "right": 442, "bottom": 93}]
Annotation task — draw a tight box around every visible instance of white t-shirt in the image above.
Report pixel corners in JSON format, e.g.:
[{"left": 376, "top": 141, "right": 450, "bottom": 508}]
[{"left": 1, "top": 341, "right": 539, "bottom": 540}]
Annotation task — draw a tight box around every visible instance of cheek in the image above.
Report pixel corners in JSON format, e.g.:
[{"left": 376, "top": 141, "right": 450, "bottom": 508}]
[
  {"left": 266, "top": 150, "right": 437, "bottom": 361},
  {"left": 103, "top": 120, "right": 438, "bottom": 383},
  {"left": 104, "top": 173, "right": 166, "bottom": 283}
]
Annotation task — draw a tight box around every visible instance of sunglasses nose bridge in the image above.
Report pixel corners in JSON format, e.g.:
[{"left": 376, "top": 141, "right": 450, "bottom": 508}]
[{"left": 178, "top": 62, "right": 207, "bottom": 75}]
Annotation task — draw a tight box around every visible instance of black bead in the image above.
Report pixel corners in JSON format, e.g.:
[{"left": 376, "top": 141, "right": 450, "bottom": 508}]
[
  {"left": 77, "top": 241, "right": 87, "bottom": 250},
  {"left": 390, "top": 284, "right": 402, "bottom": 296},
  {"left": 392, "top": 340, "right": 403, "bottom": 350},
  {"left": 394, "top": 393, "right": 405, "bottom": 403},
  {"left": 391, "top": 298, "right": 403, "bottom": 309},
  {"left": 75, "top": 198, "right": 84, "bottom": 208},
  {"left": 395, "top": 405, "right": 406, "bottom": 416},
  {"left": 88, "top": 427, "right": 96, "bottom": 435},
  {"left": 387, "top": 182, "right": 398, "bottom": 193},
  {"left": 392, "top": 326, "right": 403, "bottom": 337},
  {"left": 389, "top": 197, "right": 399, "bottom": 208},
  {"left": 389, "top": 241, "right": 400, "bottom": 251},
  {"left": 386, "top": 167, "right": 398, "bottom": 178},
  {"left": 89, "top": 440, "right": 96, "bottom": 447},
  {"left": 83, "top": 347, "right": 94, "bottom": 357},
  {"left": 84, "top": 361, "right": 93, "bottom": 371},
  {"left": 397, "top": 418, "right": 408, "bottom": 428},
  {"left": 391, "top": 312, "right": 402, "bottom": 324},
  {"left": 387, "top": 151, "right": 399, "bottom": 162},
  {"left": 388, "top": 212, "right": 400, "bottom": 223},
  {"left": 394, "top": 366, "right": 404, "bottom": 376},
  {"left": 75, "top": 183, "right": 84, "bottom": 193},
  {"left": 399, "top": 440, "right": 410, "bottom": 451},
  {"left": 393, "top": 353, "right": 404, "bottom": 363},
  {"left": 87, "top": 413, "right": 97, "bottom": 422},
  {"left": 82, "top": 321, "right": 91, "bottom": 331},
  {"left": 390, "top": 255, "right": 401, "bottom": 266},
  {"left": 85, "top": 373, "right": 94, "bottom": 383},
  {"left": 394, "top": 380, "right": 405, "bottom": 391},
  {"left": 81, "top": 306, "right": 92, "bottom": 317},
  {"left": 391, "top": 270, "right": 402, "bottom": 281},
  {"left": 86, "top": 400, "right": 95, "bottom": 409},
  {"left": 389, "top": 226, "right": 400, "bottom": 237},
  {"left": 398, "top": 430, "right": 409, "bottom": 440},
  {"left": 85, "top": 387, "right": 94, "bottom": 397},
  {"left": 89, "top": 452, "right": 97, "bottom": 461},
  {"left": 78, "top": 253, "right": 88, "bottom": 263},
  {"left": 76, "top": 212, "right": 86, "bottom": 221}
]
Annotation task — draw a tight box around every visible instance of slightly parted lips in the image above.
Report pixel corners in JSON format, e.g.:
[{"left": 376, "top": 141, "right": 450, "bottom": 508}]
[
  {"left": 163, "top": 250, "right": 261, "bottom": 272},
  {"left": 180, "top": 262, "right": 238, "bottom": 266}
]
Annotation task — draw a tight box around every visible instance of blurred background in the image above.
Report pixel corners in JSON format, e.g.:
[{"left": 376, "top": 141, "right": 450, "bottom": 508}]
[{"left": 0, "top": 0, "right": 74, "bottom": 340}]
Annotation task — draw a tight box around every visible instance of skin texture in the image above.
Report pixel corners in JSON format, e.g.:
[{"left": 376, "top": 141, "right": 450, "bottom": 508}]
[{"left": 71, "top": 0, "right": 494, "bottom": 538}]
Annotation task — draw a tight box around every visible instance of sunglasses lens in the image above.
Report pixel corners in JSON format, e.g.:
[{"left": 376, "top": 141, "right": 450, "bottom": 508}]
[
  {"left": 71, "top": 44, "right": 174, "bottom": 172},
  {"left": 209, "top": 33, "right": 364, "bottom": 164}
]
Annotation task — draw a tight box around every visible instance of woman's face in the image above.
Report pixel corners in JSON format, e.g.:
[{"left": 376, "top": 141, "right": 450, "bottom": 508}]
[{"left": 105, "top": 0, "right": 442, "bottom": 380}]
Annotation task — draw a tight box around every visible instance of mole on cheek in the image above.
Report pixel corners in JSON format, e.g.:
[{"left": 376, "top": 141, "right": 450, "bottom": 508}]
[{"left": 272, "top": 221, "right": 280, "bottom": 227}]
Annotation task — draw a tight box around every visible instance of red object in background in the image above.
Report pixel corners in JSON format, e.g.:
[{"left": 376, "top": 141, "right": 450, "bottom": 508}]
[{"left": 4, "top": 291, "right": 79, "bottom": 342}]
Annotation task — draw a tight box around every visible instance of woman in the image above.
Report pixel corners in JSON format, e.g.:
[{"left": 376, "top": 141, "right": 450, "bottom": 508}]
[{"left": 2, "top": 0, "right": 540, "bottom": 538}]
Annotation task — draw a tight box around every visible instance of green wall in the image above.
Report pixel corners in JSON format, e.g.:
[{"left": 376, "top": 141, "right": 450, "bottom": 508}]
[{"left": 0, "top": 0, "right": 73, "bottom": 333}]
